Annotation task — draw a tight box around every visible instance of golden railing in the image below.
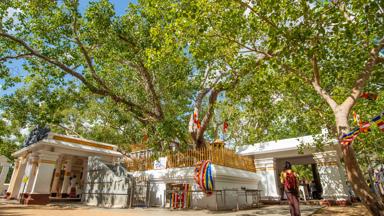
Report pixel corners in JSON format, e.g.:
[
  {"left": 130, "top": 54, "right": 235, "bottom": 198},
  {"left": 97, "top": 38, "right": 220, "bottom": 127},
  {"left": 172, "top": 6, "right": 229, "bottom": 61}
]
[
  {"left": 125, "top": 147, "right": 255, "bottom": 172},
  {"left": 125, "top": 157, "right": 154, "bottom": 171}
]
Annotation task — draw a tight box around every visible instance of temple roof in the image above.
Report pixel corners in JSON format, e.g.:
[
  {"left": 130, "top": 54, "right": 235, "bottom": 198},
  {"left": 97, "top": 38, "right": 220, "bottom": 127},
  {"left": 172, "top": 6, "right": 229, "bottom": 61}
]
[{"left": 13, "top": 133, "right": 122, "bottom": 158}]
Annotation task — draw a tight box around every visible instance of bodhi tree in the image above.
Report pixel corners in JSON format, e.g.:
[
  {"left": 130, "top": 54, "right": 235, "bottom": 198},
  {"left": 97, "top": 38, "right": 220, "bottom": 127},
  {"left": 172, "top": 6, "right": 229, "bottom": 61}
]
[
  {"left": 139, "top": 0, "right": 277, "bottom": 148},
  {"left": 169, "top": 0, "right": 384, "bottom": 214},
  {"left": 152, "top": 0, "right": 384, "bottom": 214}
]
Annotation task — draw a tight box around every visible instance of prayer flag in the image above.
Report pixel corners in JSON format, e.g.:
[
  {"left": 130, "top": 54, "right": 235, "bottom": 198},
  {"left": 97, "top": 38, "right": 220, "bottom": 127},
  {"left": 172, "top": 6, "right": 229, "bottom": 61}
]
[
  {"left": 223, "top": 121, "right": 228, "bottom": 133},
  {"left": 193, "top": 109, "right": 200, "bottom": 129},
  {"left": 353, "top": 111, "right": 357, "bottom": 124},
  {"left": 340, "top": 133, "right": 358, "bottom": 145},
  {"left": 372, "top": 115, "right": 382, "bottom": 123},
  {"left": 360, "top": 92, "right": 378, "bottom": 100},
  {"left": 377, "top": 120, "right": 384, "bottom": 132},
  {"left": 360, "top": 122, "right": 371, "bottom": 133}
]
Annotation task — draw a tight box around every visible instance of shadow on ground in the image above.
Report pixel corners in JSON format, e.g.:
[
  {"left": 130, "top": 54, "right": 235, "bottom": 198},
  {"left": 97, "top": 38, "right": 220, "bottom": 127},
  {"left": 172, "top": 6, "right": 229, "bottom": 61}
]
[{"left": 311, "top": 204, "right": 370, "bottom": 216}]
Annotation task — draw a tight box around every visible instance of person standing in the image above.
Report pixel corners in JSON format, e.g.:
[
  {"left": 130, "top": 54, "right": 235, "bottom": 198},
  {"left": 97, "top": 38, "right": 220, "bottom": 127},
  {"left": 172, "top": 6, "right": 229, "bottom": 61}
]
[
  {"left": 280, "top": 161, "right": 301, "bottom": 216},
  {"left": 298, "top": 179, "right": 307, "bottom": 202},
  {"left": 309, "top": 180, "right": 317, "bottom": 199}
]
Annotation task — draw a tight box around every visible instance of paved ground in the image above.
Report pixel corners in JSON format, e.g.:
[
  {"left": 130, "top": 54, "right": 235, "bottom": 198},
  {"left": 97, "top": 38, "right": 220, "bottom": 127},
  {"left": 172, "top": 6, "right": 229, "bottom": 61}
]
[
  {"left": 0, "top": 199, "right": 369, "bottom": 216},
  {"left": 311, "top": 204, "right": 371, "bottom": 216}
]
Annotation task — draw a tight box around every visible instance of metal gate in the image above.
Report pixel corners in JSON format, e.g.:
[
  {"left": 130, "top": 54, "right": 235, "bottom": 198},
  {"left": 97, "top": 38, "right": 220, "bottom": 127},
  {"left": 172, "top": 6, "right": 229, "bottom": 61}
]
[{"left": 131, "top": 177, "right": 150, "bottom": 207}]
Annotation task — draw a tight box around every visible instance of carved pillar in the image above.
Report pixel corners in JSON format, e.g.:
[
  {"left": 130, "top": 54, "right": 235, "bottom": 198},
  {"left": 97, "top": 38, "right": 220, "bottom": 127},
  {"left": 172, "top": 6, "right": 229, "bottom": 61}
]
[
  {"left": 60, "top": 157, "right": 73, "bottom": 198},
  {"left": 50, "top": 155, "right": 63, "bottom": 197},
  {"left": 80, "top": 158, "right": 87, "bottom": 190},
  {"left": 313, "top": 150, "right": 349, "bottom": 204},
  {"left": 6, "top": 158, "right": 20, "bottom": 198},
  {"left": 8, "top": 156, "right": 28, "bottom": 199},
  {"left": 254, "top": 158, "right": 280, "bottom": 200},
  {"left": 24, "top": 155, "right": 39, "bottom": 193},
  {"left": 26, "top": 151, "right": 60, "bottom": 205}
]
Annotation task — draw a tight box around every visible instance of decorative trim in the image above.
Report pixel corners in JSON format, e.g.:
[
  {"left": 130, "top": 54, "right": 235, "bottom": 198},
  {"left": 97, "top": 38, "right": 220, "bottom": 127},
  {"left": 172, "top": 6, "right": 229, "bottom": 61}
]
[
  {"left": 317, "top": 162, "right": 338, "bottom": 167},
  {"left": 39, "top": 159, "right": 56, "bottom": 165},
  {"left": 255, "top": 167, "right": 276, "bottom": 172},
  {"left": 53, "top": 135, "right": 114, "bottom": 150}
]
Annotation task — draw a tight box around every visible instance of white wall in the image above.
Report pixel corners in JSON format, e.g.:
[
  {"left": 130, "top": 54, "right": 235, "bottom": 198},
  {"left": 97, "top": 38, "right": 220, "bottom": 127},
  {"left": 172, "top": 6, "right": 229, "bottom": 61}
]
[
  {"left": 84, "top": 157, "right": 132, "bottom": 208},
  {"left": 86, "top": 160, "right": 260, "bottom": 210},
  {"left": 134, "top": 165, "right": 259, "bottom": 210}
]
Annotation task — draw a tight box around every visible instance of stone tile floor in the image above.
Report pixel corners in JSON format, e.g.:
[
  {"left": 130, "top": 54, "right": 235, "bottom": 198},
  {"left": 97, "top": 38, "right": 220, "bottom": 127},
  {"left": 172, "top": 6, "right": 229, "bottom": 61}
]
[{"left": 0, "top": 199, "right": 367, "bottom": 216}]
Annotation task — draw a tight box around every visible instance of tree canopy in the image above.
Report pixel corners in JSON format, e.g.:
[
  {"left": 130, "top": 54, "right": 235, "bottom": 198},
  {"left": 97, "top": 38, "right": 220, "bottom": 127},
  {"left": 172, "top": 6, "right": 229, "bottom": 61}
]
[{"left": 1, "top": 1, "right": 384, "bottom": 213}]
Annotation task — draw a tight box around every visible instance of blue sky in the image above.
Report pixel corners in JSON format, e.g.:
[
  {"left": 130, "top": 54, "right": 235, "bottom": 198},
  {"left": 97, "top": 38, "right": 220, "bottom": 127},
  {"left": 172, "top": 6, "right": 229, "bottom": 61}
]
[
  {"left": 79, "top": 0, "right": 135, "bottom": 16},
  {"left": 0, "top": 0, "right": 136, "bottom": 96}
]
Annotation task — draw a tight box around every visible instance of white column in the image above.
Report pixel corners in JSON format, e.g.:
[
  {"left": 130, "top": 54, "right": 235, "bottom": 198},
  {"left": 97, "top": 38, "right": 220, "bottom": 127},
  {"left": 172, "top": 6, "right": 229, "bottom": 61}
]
[
  {"left": 30, "top": 151, "right": 60, "bottom": 194},
  {"left": 81, "top": 159, "right": 88, "bottom": 187},
  {"left": 0, "top": 156, "right": 10, "bottom": 195},
  {"left": 24, "top": 155, "right": 39, "bottom": 193},
  {"left": 9, "top": 156, "right": 28, "bottom": 199},
  {"left": 60, "top": 157, "right": 73, "bottom": 196},
  {"left": 6, "top": 158, "right": 21, "bottom": 198},
  {"left": 18, "top": 155, "right": 34, "bottom": 196},
  {"left": 254, "top": 158, "right": 280, "bottom": 200},
  {"left": 50, "top": 155, "right": 63, "bottom": 196},
  {"left": 313, "top": 150, "right": 349, "bottom": 200}
]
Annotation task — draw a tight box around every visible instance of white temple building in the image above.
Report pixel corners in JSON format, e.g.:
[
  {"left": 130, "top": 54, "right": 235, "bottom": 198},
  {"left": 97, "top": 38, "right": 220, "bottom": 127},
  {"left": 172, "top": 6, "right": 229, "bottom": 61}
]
[
  {"left": 5, "top": 132, "right": 121, "bottom": 204},
  {"left": 237, "top": 135, "right": 350, "bottom": 202}
]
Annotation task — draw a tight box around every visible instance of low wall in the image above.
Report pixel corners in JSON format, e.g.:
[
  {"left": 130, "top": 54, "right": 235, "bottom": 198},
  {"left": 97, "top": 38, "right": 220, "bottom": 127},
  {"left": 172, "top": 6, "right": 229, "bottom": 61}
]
[
  {"left": 84, "top": 159, "right": 260, "bottom": 210},
  {"left": 135, "top": 165, "right": 259, "bottom": 210},
  {"left": 83, "top": 157, "right": 132, "bottom": 208}
]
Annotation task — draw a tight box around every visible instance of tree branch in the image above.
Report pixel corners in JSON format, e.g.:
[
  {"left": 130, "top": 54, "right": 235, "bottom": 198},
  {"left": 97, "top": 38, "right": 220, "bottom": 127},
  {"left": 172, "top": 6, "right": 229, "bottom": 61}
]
[
  {"left": 137, "top": 62, "right": 164, "bottom": 119},
  {"left": 195, "top": 88, "right": 211, "bottom": 112},
  {"left": 196, "top": 89, "right": 221, "bottom": 145},
  {"left": 117, "top": 34, "right": 164, "bottom": 119},
  {"left": 0, "top": 53, "right": 33, "bottom": 62},
  {"left": 118, "top": 59, "right": 164, "bottom": 120},
  {"left": 234, "top": 0, "right": 279, "bottom": 30},
  {"left": 0, "top": 32, "right": 154, "bottom": 123},
  {"left": 310, "top": 54, "right": 338, "bottom": 111},
  {"left": 72, "top": 15, "right": 110, "bottom": 92},
  {"left": 55, "top": 124, "right": 82, "bottom": 138},
  {"left": 0, "top": 32, "right": 98, "bottom": 90},
  {"left": 342, "top": 37, "right": 384, "bottom": 109}
]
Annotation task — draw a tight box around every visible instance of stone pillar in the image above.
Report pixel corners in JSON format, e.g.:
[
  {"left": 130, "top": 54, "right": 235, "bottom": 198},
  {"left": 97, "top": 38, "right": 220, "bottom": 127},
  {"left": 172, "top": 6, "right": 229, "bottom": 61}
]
[
  {"left": 6, "top": 158, "right": 20, "bottom": 198},
  {"left": 18, "top": 155, "right": 34, "bottom": 197},
  {"left": 80, "top": 159, "right": 87, "bottom": 191},
  {"left": 0, "top": 156, "right": 10, "bottom": 195},
  {"left": 60, "top": 157, "right": 73, "bottom": 198},
  {"left": 50, "top": 155, "right": 63, "bottom": 197},
  {"left": 24, "top": 155, "right": 39, "bottom": 194},
  {"left": 313, "top": 150, "right": 349, "bottom": 205},
  {"left": 8, "top": 156, "right": 28, "bottom": 199},
  {"left": 26, "top": 151, "right": 60, "bottom": 205},
  {"left": 254, "top": 158, "right": 280, "bottom": 200}
]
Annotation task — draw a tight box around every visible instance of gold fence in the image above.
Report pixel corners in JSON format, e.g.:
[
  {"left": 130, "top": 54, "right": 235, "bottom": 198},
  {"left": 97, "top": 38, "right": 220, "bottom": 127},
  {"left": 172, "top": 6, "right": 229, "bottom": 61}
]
[
  {"left": 125, "top": 157, "right": 154, "bottom": 171},
  {"left": 125, "top": 147, "right": 255, "bottom": 172}
]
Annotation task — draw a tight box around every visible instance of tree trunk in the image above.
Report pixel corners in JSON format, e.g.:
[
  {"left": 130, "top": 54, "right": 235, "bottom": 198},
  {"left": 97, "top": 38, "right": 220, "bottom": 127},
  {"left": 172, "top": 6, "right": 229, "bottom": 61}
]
[{"left": 335, "top": 109, "right": 384, "bottom": 216}]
